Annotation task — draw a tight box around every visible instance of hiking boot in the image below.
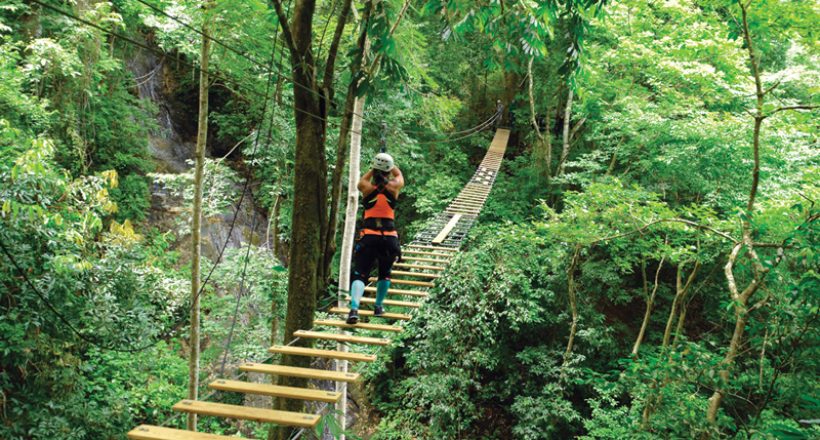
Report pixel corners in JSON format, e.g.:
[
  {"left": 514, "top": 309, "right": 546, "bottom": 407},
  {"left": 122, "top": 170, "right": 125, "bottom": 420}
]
[
  {"left": 373, "top": 305, "right": 385, "bottom": 317},
  {"left": 346, "top": 309, "right": 359, "bottom": 325}
]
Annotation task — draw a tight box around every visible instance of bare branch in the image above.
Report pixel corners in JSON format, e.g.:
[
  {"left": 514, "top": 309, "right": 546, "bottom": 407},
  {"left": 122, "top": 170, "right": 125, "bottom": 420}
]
[
  {"left": 762, "top": 76, "right": 783, "bottom": 96},
  {"left": 588, "top": 218, "right": 738, "bottom": 246},
  {"left": 389, "top": 0, "right": 412, "bottom": 37},
  {"left": 569, "top": 117, "right": 587, "bottom": 142},
  {"left": 321, "top": 0, "right": 353, "bottom": 92},
  {"left": 527, "top": 57, "right": 543, "bottom": 138},
  {"left": 725, "top": 243, "right": 743, "bottom": 300},
  {"left": 269, "top": 0, "right": 298, "bottom": 61},
  {"left": 764, "top": 104, "right": 818, "bottom": 118}
]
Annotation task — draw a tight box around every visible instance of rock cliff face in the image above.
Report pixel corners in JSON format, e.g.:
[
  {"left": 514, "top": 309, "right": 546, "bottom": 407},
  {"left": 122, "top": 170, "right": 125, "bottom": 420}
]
[{"left": 127, "top": 49, "right": 266, "bottom": 261}]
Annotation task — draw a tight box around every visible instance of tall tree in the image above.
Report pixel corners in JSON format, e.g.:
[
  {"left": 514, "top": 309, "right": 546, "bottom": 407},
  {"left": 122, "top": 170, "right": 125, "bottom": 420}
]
[
  {"left": 703, "top": 0, "right": 817, "bottom": 430},
  {"left": 267, "top": 0, "right": 352, "bottom": 437},
  {"left": 187, "top": 4, "right": 212, "bottom": 431}
]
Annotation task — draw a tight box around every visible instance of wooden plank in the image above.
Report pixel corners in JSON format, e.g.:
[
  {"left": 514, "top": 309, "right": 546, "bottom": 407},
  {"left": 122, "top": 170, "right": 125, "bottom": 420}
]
[
  {"left": 172, "top": 400, "right": 319, "bottom": 428},
  {"left": 330, "top": 307, "right": 411, "bottom": 321},
  {"left": 407, "top": 245, "right": 458, "bottom": 252},
  {"left": 402, "top": 249, "right": 452, "bottom": 257},
  {"left": 393, "top": 263, "right": 445, "bottom": 271},
  {"left": 239, "top": 362, "right": 361, "bottom": 382},
  {"left": 459, "top": 193, "right": 489, "bottom": 198},
  {"left": 208, "top": 379, "right": 340, "bottom": 403},
  {"left": 293, "top": 330, "right": 391, "bottom": 346},
  {"left": 364, "top": 286, "right": 429, "bottom": 297},
  {"left": 390, "top": 270, "right": 439, "bottom": 279},
  {"left": 369, "top": 277, "right": 434, "bottom": 287},
  {"left": 456, "top": 193, "right": 487, "bottom": 198},
  {"left": 400, "top": 256, "right": 450, "bottom": 264},
  {"left": 432, "top": 214, "right": 462, "bottom": 244},
  {"left": 128, "top": 425, "right": 237, "bottom": 440},
  {"left": 268, "top": 345, "right": 377, "bottom": 362},
  {"left": 313, "top": 319, "right": 403, "bottom": 332},
  {"left": 354, "top": 296, "right": 422, "bottom": 308}
]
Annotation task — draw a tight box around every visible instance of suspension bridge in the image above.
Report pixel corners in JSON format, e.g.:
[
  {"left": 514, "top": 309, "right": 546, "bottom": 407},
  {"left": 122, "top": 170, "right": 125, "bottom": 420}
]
[{"left": 126, "top": 128, "right": 509, "bottom": 439}]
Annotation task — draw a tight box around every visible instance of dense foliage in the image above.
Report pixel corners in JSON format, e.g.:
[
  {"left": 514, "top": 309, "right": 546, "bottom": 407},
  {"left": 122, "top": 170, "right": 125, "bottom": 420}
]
[{"left": 1, "top": 0, "right": 817, "bottom": 439}]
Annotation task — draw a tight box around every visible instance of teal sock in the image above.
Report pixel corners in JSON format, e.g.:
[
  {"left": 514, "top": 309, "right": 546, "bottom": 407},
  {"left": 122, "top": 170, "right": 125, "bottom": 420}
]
[
  {"left": 350, "top": 280, "right": 365, "bottom": 310},
  {"left": 375, "top": 279, "right": 391, "bottom": 307}
]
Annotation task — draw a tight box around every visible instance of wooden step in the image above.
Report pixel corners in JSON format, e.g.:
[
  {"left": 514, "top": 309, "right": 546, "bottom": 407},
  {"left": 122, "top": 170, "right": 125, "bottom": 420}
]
[
  {"left": 354, "top": 296, "right": 422, "bottom": 308},
  {"left": 400, "top": 256, "right": 450, "bottom": 264},
  {"left": 393, "top": 263, "right": 445, "bottom": 271},
  {"left": 128, "top": 425, "right": 235, "bottom": 440},
  {"left": 293, "top": 330, "right": 391, "bottom": 346},
  {"left": 407, "top": 245, "right": 458, "bottom": 252},
  {"left": 364, "top": 286, "right": 429, "bottom": 297},
  {"left": 208, "top": 379, "right": 341, "bottom": 403},
  {"left": 370, "top": 277, "right": 434, "bottom": 287},
  {"left": 452, "top": 199, "right": 484, "bottom": 204},
  {"left": 402, "top": 249, "right": 452, "bottom": 257},
  {"left": 433, "top": 214, "right": 462, "bottom": 244},
  {"left": 269, "top": 345, "right": 377, "bottom": 362},
  {"left": 390, "top": 270, "right": 439, "bottom": 279},
  {"left": 239, "top": 362, "right": 360, "bottom": 382},
  {"left": 330, "top": 307, "right": 411, "bottom": 321},
  {"left": 313, "top": 319, "right": 403, "bottom": 332},
  {"left": 172, "top": 400, "right": 319, "bottom": 428},
  {"left": 455, "top": 194, "right": 487, "bottom": 200}
]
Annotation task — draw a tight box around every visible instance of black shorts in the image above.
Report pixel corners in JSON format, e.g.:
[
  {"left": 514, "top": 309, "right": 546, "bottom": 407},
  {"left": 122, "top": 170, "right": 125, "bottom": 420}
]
[{"left": 352, "top": 234, "right": 401, "bottom": 283}]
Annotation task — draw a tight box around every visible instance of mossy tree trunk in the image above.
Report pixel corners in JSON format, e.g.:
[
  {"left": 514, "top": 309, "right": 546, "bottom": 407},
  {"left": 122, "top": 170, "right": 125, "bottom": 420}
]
[{"left": 268, "top": 1, "right": 351, "bottom": 438}]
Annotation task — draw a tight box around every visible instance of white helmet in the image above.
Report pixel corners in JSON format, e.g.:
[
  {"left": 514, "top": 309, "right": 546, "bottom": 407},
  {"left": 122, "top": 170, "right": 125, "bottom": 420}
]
[{"left": 372, "top": 152, "right": 394, "bottom": 172}]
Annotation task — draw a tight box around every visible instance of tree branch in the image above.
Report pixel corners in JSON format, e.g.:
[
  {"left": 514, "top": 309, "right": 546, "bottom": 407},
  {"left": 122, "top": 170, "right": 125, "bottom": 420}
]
[
  {"left": 321, "top": 0, "right": 353, "bottom": 92},
  {"left": 527, "top": 57, "right": 543, "bottom": 138},
  {"left": 764, "top": 104, "right": 818, "bottom": 118},
  {"left": 569, "top": 117, "right": 587, "bottom": 142},
  {"left": 389, "top": 0, "right": 412, "bottom": 37},
  {"left": 269, "top": 0, "right": 298, "bottom": 61},
  {"left": 588, "top": 218, "right": 738, "bottom": 246}
]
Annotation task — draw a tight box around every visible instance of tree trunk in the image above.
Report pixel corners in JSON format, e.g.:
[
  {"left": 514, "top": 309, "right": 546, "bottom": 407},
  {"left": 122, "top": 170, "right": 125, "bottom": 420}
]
[
  {"left": 556, "top": 87, "right": 573, "bottom": 176},
  {"left": 271, "top": 192, "right": 283, "bottom": 261},
  {"left": 502, "top": 70, "right": 520, "bottom": 125},
  {"left": 564, "top": 246, "right": 582, "bottom": 362},
  {"left": 704, "top": 2, "right": 766, "bottom": 430},
  {"left": 334, "top": 90, "right": 366, "bottom": 440},
  {"left": 187, "top": 11, "right": 211, "bottom": 432},
  {"left": 267, "top": 0, "right": 356, "bottom": 437},
  {"left": 270, "top": 4, "right": 326, "bottom": 440},
  {"left": 663, "top": 261, "right": 700, "bottom": 348},
  {"left": 632, "top": 258, "right": 665, "bottom": 357},
  {"left": 527, "top": 57, "right": 551, "bottom": 184}
]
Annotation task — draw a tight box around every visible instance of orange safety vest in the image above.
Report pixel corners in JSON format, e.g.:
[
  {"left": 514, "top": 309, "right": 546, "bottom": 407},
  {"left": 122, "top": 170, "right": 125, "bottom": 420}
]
[{"left": 361, "top": 185, "right": 398, "bottom": 237}]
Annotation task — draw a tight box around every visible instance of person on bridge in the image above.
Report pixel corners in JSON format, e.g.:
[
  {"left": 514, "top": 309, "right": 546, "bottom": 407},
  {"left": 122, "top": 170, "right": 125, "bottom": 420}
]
[{"left": 347, "top": 153, "right": 404, "bottom": 325}]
